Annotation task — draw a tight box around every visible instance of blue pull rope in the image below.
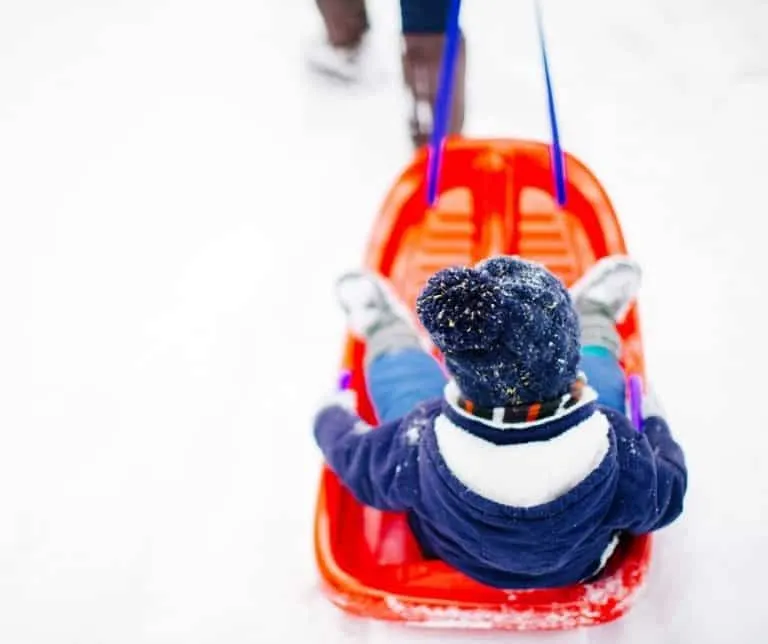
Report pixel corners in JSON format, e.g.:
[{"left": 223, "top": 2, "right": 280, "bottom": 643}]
[
  {"left": 426, "top": 0, "right": 463, "bottom": 206},
  {"left": 534, "top": 0, "right": 567, "bottom": 206}
]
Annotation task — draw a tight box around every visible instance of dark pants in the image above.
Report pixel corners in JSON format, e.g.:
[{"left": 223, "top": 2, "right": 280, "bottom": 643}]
[{"left": 400, "top": 0, "right": 451, "bottom": 33}]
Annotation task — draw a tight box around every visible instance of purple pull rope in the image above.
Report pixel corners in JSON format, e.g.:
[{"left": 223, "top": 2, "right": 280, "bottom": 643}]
[
  {"left": 426, "top": 0, "right": 463, "bottom": 206},
  {"left": 338, "top": 370, "right": 352, "bottom": 391},
  {"left": 627, "top": 374, "right": 644, "bottom": 432}
]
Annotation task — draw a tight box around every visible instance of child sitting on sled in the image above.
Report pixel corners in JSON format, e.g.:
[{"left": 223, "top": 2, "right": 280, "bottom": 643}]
[{"left": 313, "top": 255, "right": 687, "bottom": 589}]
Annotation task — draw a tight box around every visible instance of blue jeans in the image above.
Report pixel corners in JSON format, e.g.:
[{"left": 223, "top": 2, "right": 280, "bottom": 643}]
[
  {"left": 367, "top": 347, "right": 626, "bottom": 423},
  {"left": 579, "top": 346, "right": 626, "bottom": 414},
  {"left": 400, "top": 0, "right": 451, "bottom": 34}
]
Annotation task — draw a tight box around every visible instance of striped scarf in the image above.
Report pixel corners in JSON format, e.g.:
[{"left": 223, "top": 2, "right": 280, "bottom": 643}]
[{"left": 455, "top": 375, "right": 587, "bottom": 424}]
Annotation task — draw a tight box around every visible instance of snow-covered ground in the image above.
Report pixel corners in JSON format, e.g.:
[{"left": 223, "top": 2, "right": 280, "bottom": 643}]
[{"left": 0, "top": 0, "right": 766, "bottom": 642}]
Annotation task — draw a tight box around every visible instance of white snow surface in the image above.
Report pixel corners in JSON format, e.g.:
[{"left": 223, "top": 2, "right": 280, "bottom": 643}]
[{"left": 0, "top": 0, "right": 766, "bottom": 642}]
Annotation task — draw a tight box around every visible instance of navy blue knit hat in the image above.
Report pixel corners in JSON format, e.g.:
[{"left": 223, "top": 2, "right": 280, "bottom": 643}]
[{"left": 416, "top": 256, "right": 581, "bottom": 408}]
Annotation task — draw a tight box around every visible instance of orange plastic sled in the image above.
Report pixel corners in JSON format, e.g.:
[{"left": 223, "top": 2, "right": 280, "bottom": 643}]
[{"left": 314, "top": 138, "right": 651, "bottom": 631}]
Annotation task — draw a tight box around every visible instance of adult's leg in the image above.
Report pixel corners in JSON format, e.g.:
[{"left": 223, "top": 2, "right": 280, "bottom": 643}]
[
  {"left": 400, "top": 0, "right": 465, "bottom": 148},
  {"left": 400, "top": 0, "right": 450, "bottom": 33},
  {"left": 306, "top": 0, "right": 370, "bottom": 82},
  {"left": 316, "top": 0, "right": 369, "bottom": 47}
]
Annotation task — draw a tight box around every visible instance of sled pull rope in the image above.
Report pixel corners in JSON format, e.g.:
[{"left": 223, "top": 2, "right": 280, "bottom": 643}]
[
  {"left": 426, "top": 0, "right": 463, "bottom": 206},
  {"left": 534, "top": 0, "right": 567, "bottom": 206}
]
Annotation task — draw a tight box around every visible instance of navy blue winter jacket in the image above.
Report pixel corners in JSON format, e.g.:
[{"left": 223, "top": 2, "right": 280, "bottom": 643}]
[{"left": 314, "top": 388, "right": 687, "bottom": 589}]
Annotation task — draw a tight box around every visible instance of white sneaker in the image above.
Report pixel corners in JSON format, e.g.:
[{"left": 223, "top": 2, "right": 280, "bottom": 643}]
[
  {"left": 569, "top": 256, "right": 642, "bottom": 323},
  {"left": 304, "top": 33, "right": 371, "bottom": 84},
  {"left": 335, "top": 271, "right": 413, "bottom": 339}
]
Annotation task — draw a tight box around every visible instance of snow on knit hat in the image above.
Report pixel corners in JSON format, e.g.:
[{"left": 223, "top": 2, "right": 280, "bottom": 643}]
[{"left": 415, "top": 256, "right": 581, "bottom": 408}]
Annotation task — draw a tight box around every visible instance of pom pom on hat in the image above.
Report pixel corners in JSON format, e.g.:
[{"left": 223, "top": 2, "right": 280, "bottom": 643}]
[
  {"left": 416, "top": 267, "right": 505, "bottom": 353},
  {"left": 416, "top": 256, "right": 581, "bottom": 408}
]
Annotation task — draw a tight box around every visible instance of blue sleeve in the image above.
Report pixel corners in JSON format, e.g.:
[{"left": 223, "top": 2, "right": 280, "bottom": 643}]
[
  {"left": 313, "top": 404, "right": 421, "bottom": 511},
  {"left": 609, "top": 410, "right": 688, "bottom": 534}
]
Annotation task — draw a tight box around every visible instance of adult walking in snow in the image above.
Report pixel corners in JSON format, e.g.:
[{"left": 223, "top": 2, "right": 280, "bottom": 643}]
[{"left": 307, "top": 0, "right": 465, "bottom": 149}]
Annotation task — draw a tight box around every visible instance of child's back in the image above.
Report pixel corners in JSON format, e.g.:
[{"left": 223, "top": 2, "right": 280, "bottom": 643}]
[{"left": 314, "top": 256, "right": 687, "bottom": 589}]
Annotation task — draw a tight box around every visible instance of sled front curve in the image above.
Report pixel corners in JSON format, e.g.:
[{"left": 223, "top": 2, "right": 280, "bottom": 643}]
[{"left": 314, "top": 138, "right": 651, "bottom": 631}]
